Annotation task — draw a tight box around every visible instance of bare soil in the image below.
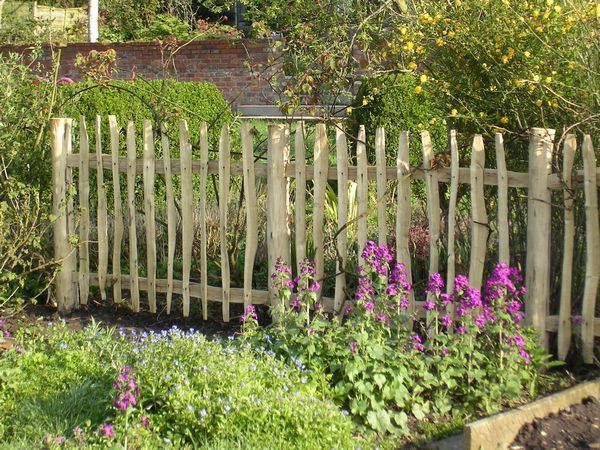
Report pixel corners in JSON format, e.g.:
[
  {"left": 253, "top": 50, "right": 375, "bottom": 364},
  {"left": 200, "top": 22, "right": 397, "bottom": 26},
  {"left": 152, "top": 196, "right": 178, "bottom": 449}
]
[{"left": 511, "top": 397, "right": 600, "bottom": 449}]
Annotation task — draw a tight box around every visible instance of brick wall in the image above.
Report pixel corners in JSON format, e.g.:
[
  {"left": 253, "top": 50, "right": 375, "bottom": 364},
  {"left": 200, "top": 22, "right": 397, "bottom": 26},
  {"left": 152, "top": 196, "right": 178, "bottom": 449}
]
[{"left": 0, "top": 40, "right": 278, "bottom": 107}]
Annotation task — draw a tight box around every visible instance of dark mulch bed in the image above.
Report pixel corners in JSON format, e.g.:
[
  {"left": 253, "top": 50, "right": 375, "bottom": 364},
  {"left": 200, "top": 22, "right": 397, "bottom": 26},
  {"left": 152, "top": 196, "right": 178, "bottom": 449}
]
[
  {"left": 1, "top": 298, "right": 256, "bottom": 338},
  {"left": 511, "top": 397, "right": 600, "bottom": 449}
]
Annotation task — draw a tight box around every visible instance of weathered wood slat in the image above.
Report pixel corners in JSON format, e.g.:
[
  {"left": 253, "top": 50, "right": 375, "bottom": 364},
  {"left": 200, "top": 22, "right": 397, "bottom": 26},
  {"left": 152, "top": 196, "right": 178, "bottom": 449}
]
[
  {"left": 142, "top": 120, "right": 157, "bottom": 313},
  {"left": 446, "top": 130, "right": 459, "bottom": 315},
  {"left": 546, "top": 315, "right": 600, "bottom": 336},
  {"left": 126, "top": 122, "right": 140, "bottom": 311},
  {"left": 241, "top": 121, "right": 258, "bottom": 309},
  {"left": 294, "top": 122, "right": 307, "bottom": 273},
  {"left": 267, "top": 124, "right": 291, "bottom": 306},
  {"left": 422, "top": 130, "right": 440, "bottom": 326},
  {"left": 109, "top": 115, "right": 123, "bottom": 304},
  {"left": 375, "top": 127, "right": 387, "bottom": 246},
  {"left": 78, "top": 116, "right": 90, "bottom": 305},
  {"left": 525, "top": 128, "right": 555, "bottom": 349},
  {"left": 334, "top": 125, "right": 349, "bottom": 314},
  {"left": 64, "top": 119, "right": 78, "bottom": 306},
  {"left": 180, "top": 120, "right": 193, "bottom": 317},
  {"left": 356, "top": 125, "right": 368, "bottom": 264},
  {"left": 161, "top": 123, "right": 176, "bottom": 314},
  {"left": 495, "top": 133, "right": 509, "bottom": 265},
  {"left": 52, "top": 119, "right": 76, "bottom": 313},
  {"left": 219, "top": 124, "right": 232, "bottom": 322},
  {"left": 198, "top": 122, "right": 209, "bottom": 320},
  {"left": 95, "top": 116, "right": 108, "bottom": 301},
  {"left": 313, "top": 123, "right": 329, "bottom": 298},
  {"left": 581, "top": 135, "right": 599, "bottom": 364},
  {"left": 469, "top": 135, "right": 488, "bottom": 290},
  {"left": 558, "top": 134, "right": 576, "bottom": 361},
  {"left": 396, "top": 131, "right": 414, "bottom": 310},
  {"left": 69, "top": 154, "right": 557, "bottom": 188}
]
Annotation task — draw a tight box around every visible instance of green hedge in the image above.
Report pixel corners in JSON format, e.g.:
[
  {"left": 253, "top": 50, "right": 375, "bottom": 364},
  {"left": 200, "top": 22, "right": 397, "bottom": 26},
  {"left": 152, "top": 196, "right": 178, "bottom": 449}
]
[
  {"left": 350, "top": 73, "right": 448, "bottom": 166},
  {"left": 57, "top": 79, "right": 232, "bottom": 154}
]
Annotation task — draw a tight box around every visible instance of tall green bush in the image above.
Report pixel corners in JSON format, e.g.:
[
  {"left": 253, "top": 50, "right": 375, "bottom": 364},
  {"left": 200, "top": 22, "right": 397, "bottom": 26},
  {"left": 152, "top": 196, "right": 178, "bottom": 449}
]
[
  {"left": 57, "top": 79, "right": 232, "bottom": 152},
  {"left": 350, "top": 73, "right": 448, "bottom": 166}
]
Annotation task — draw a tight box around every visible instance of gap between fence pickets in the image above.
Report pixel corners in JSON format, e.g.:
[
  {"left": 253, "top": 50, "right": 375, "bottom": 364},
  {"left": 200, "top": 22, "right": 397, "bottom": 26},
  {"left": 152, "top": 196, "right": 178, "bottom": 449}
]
[{"left": 65, "top": 154, "right": 600, "bottom": 189}]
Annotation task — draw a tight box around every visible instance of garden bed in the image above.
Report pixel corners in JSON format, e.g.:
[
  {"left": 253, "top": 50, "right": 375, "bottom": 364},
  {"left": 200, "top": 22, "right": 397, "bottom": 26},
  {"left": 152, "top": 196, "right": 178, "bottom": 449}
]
[{"left": 464, "top": 379, "right": 600, "bottom": 450}]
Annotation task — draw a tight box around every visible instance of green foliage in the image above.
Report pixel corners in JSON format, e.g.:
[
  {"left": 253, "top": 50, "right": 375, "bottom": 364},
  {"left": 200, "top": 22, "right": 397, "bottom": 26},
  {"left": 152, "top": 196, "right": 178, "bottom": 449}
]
[
  {"left": 57, "top": 79, "right": 232, "bottom": 150},
  {"left": 0, "top": 52, "right": 59, "bottom": 312},
  {"left": 0, "top": 321, "right": 356, "bottom": 449},
  {"left": 350, "top": 72, "right": 448, "bottom": 164}
]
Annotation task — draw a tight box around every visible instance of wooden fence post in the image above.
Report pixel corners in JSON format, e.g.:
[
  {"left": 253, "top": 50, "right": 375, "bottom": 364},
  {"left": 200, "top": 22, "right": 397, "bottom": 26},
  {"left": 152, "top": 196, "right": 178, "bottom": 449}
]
[
  {"left": 51, "top": 118, "right": 77, "bottom": 314},
  {"left": 525, "top": 127, "right": 555, "bottom": 348},
  {"left": 581, "top": 135, "right": 599, "bottom": 364},
  {"left": 267, "top": 124, "right": 291, "bottom": 307}
]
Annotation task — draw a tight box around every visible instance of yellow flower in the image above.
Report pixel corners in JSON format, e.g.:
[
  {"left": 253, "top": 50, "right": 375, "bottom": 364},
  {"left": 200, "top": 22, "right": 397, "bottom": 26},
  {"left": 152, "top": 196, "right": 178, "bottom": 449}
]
[
  {"left": 420, "top": 74, "right": 428, "bottom": 83},
  {"left": 554, "top": 5, "right": 562, "bottom": 13},
  {"left": 346, "top": 106, "right": 353, "bottom": 115},
  {"left": 450, "top": 108, "right": 458, "bottom": 117},
  {"left": 436, "top": 38, "right": 445, "bottom": 47},
  {"left": 500, "top": 116, "right": 509, "bottom": 124},
  {"left": 514, "top": 79, "right": 523, "bottom": 87},
  {"left": 551, "top": 101, "right": 558, "bottom": 109},
  {"left": 414, "top": 86, "right": 423, "bottom": 94},
  {"left": 568, "top": 61, "right": 576, "bottom": 69},
  {"left": 524, "top": 51, "right": 531, "bottom": 57},
  {"left": 455, "top": 0, "right": 462, "bottom": 6},
  {"left": 400, "top": 26, "right": 407, "bottom": 35},
  {"left": 502, "top": 56, "right": 509, "bottom": 64},
  {"left": 408, "top": 61, "right": 418, "bottom": 70},
  {"left": 533, "top": 74, "right": 540, "bottom": 82},
  {"left": 406, "top": 41, "right": 414, "bottom": 50},
  {"left": 535, "top": 99, "right": 543, "bottom": 107},
  {"left": 545, "top": 76, "right": 552, "bottom": 83}
]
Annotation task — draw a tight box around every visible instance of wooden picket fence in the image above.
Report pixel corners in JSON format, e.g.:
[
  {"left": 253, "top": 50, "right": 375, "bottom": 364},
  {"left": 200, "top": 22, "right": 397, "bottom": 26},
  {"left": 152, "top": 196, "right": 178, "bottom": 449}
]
[{"left": 50, "top": 117, "right": 599, "bottom": 362}]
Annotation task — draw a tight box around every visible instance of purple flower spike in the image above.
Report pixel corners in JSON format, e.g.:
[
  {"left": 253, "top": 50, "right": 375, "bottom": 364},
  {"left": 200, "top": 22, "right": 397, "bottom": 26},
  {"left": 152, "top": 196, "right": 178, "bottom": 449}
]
[{"left": 101, "top": 423, "right": 115, "bottom": 438}]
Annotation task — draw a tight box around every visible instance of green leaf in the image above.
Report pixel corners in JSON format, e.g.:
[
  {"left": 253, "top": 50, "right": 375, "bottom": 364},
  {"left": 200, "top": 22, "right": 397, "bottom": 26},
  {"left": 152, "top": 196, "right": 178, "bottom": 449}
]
[{"left": 374, "top": 373, "right": 387, "bottom": 389}]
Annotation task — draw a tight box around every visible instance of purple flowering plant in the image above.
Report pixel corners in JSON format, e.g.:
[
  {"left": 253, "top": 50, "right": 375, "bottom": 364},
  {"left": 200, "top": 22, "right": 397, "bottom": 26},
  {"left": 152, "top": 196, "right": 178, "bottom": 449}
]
[{"left": 242, "top": 242, "right": 553, "bottom": 434}]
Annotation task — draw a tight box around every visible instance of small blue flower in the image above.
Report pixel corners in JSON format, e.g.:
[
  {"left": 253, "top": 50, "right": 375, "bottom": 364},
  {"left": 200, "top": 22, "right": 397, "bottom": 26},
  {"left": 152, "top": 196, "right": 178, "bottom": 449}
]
[{"left": 59, "top": 343, "right": 67, "bottom": 350}]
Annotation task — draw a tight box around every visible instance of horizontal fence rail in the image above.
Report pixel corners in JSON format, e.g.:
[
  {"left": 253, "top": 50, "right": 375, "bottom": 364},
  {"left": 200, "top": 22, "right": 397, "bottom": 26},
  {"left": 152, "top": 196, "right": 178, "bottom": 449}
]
[{"left": 51, "top": 117, "right": 599, "bottom": 361}]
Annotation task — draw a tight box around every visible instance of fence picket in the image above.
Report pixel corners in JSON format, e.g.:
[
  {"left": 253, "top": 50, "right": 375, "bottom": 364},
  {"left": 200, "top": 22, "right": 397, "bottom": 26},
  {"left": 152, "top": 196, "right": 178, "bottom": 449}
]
[
  {"left": 180, "top": 120, "right": 193, "bottom": 317},
  {"left": 581, "top": 135, "right": 599, "bottom": 364},
  {"left": 219, "top": 124, "right": 232, "bottom": 321},
  {"left": 242, "top": 121, "right": 258, "bottom": 309},
  {"left": 161, "top": 123, "right": 176, "bottom": 314},
  {"left": 469, "top": 135, "right": 488, "bottom": 290},
  {"left": 199, "top": 122, "right": 209, "bottom": 320},
  {"left": 375, "top": 127, "right": 387, "bottom": 246},
  {"left": 267, "top": 124, "right": 291, "bottom": 306},
  {"left": 64, "top": 119, "right": 78, "bottom": 306},
  {"left": 143, "top": 120, "right": 157, "bottom": 313},
  {"left": 78, "top": 116, "right": 90, "bottom": 305},
  {"left": 294, "top": 122, "right": 307, "bottom": 273},
  {"left": 313, "top": 123, "right": 329, "bottom": 297},
  {"left": 558, "top": 134, "right": 576, "bottom": 360},
  {"left": 51, "top": 118, "right": 77, "bottom": 313},
  {"left": 126, "top": 122, "right": 140, "bottom": 311},
  {"left": 396, "top": 131, "right": 414, "bottom": 310},
  {"left": 525, "top": 128, "right": 554, "bottom": 349},
  {"left": 356, "top": 125, "right": 368, "bottom": 265},
  {"left": 422, "top": 130, "right": 440, "bottom": 326},
  {"left": 495, "top": 133, "right": 509, "bottom": 265},
  {"left": 335, "top": 125, "right": 349, "bottom": 314},
  {"left": 446, "top": 130, "right": 459, "bottom": 314},
  {"left": 95, "top": 116, "right": 108, "bottom": 301},
  {"left": 109, "top": 116, "right": 123, "bottom": 304}
]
